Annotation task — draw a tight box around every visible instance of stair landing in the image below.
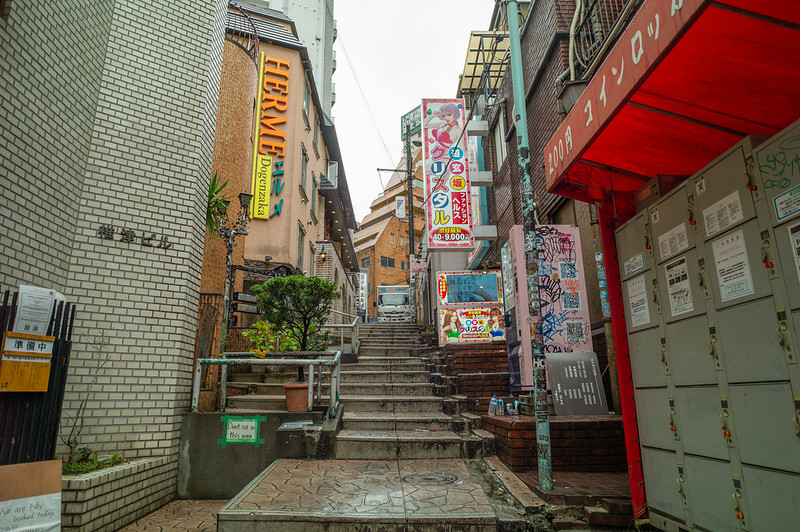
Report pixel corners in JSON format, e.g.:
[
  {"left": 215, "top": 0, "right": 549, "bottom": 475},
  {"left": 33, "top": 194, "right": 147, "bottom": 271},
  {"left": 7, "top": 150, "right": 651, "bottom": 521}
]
[{"left": 217, "top": 458, "right": 498, "bottom": 531}]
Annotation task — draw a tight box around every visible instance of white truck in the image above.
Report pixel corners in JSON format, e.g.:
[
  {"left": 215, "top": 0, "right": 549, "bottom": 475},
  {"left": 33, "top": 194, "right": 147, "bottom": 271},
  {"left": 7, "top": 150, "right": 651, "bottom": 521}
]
[{"left": 376, "top": 285, "right": 412, "bottom": 323}]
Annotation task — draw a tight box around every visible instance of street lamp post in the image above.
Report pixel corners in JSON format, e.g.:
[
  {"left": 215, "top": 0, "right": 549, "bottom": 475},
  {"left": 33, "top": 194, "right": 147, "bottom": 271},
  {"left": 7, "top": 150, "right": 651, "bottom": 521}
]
[
  {"left": 405, "top": 124, "right": 417, "bottom": 324},
  {"left": 217, "top": 192, "right": 253, "bottom": 356}
]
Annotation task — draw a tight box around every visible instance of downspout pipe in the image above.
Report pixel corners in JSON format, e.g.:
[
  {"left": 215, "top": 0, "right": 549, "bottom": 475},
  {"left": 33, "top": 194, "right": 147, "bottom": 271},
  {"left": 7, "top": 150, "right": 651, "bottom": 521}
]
[
  {"left": 505, "top": 0, "right": 553, "bottom": 491},
  {"left": 568, "top": 0, "right": 583, "bottom": 81}
]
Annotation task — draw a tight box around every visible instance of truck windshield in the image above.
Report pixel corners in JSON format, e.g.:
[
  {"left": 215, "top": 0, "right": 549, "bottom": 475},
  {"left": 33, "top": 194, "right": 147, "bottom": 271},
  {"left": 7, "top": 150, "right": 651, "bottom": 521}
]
[{"left": 379, "top": 294, "right": 409, "bottom": 306}]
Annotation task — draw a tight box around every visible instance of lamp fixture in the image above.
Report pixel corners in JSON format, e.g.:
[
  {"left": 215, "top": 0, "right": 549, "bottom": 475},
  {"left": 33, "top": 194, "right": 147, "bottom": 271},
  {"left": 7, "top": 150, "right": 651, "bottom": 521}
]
[{"left": 320, "top": 251, "right": 327, "bottom": 260}]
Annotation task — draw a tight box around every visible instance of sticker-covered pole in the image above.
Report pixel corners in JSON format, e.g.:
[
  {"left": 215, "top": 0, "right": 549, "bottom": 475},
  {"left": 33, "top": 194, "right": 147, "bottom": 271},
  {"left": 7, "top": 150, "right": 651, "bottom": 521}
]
[{"left": 506, "top": 0, "right": 552, "bottom": 490}]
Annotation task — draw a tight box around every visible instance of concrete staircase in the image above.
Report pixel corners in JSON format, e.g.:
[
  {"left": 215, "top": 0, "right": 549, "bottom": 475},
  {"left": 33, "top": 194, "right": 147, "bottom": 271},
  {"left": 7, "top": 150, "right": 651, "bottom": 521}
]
[{"left": 335, "top": 323, "right": 495, "bottom": 460}]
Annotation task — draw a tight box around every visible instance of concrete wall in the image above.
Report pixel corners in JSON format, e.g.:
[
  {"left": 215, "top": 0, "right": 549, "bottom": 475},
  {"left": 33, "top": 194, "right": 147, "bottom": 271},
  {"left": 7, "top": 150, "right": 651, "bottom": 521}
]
[{"left": 177, "top": 411, "right": 336, "bottom": 499}]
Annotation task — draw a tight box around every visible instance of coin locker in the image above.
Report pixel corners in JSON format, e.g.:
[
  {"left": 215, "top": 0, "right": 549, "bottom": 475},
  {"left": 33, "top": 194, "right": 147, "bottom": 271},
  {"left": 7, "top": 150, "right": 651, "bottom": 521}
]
[{"left": 682, "top": 455, "right": 742, "bottom": 532}]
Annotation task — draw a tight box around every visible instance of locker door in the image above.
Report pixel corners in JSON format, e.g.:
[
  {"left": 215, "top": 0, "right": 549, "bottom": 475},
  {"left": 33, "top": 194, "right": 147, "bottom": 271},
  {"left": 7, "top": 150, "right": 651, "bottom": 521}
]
[
  {"left": 753, "top": 118, "right": 800, "bottom": 230},
  {"left": 648, "top": 184, "right": 696, "bottom": 265},
  {"left": 741, "top": 466, "right": 800, "bottom": 531},
  {"left": 704, "top": 220, "right": 773, "bottom": 310},
  {"left": 641, "top": 448, "right": 685, "bottom": 522},
  {"left": 667, "top": 316, "right": 717, "bottom": 386},
  {"left": 629, "top": 325, "right": 669, "bottom": 388},
  {"left": 691, "top": 140, "right": 759, "bottom": 242},
  {"left": 774, "top": 219, "right": 800, "bottom": 311},
  {"left": 682, "top": 455, "right": 740, "bottom": 532},
  {"left": 715, "top": 297, "right": 790, "bottom": 383},
  {"left": 656, "top": 249, "right": 707, "bottom": 323},
  {"left": 623, "top": 272, "right": 660, "bottom": 333},
  {"left": 616, "top": 211, "right": 653, "bottom": 281},
  {"left": 636, "top": 387, "right": 676, "bottom": 450},
  {"left": 728, "top": 383, "right": 800, "bottom": 474},
  {"left": 674, "top": 387, "right": 728, "bottom": 460}
]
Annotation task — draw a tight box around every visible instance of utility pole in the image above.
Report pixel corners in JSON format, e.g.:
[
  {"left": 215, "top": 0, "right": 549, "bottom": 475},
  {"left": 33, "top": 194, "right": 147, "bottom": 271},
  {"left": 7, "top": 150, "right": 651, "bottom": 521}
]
[
  {"left": 405, "top": 123, "right": 416, "bottom": 323},
  {"left": 506, "top": 0, "right": 552, "bottom": 490}
]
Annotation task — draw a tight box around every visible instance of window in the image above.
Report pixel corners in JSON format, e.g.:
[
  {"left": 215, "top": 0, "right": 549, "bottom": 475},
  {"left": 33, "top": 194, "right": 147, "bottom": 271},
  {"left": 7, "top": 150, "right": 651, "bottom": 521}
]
[
  {"left": 380, "top": 256, "right": 395, "bottom": 269},
  {"left": 309, "top": 243, "right": 315, "bottom": 276},
  {"left": 493, "top": 110, "right": 508, "bottom": 168},
  {"left": 361, "top": 257, "right": 370, "bottom": 268},
  {"left": 390, "top": 233, "right": 396, "bottom": 244},
  {"left": 400, "top": 236, "right": 408, "bottom": 248},
  {"left": 313, "top": 119, "right": 319, "bottom": 156},
  {"left": 303, "top": 83, "right": 310, "bottom": 129},
  {"left": 300, "top": 145, "right": 309, "bottom": 196},
  {"left": 401, "top": 261, "right": 407, "bottom": 271},
  {"left": 310, "top": 175, "right": 317, "bottom": 217},
  {"left": 297, "top": 222, "right": 306, "bottom": 270}
]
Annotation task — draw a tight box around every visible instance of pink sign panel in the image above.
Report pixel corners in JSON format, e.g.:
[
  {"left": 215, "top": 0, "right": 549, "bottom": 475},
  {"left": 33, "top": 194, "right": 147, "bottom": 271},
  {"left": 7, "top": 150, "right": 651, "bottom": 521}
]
[
  {"left": 536, "top": 225, "right": 594, "bottom": 353},
  {"left": 421, "top": 99, "right": 474, "bottom": 249}
]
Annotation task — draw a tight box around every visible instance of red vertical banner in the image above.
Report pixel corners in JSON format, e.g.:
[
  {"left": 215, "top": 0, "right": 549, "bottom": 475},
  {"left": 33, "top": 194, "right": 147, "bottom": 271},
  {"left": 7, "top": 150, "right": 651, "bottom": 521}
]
[{"left": 421, "top": 99, "right": 474, "bottom": 249}]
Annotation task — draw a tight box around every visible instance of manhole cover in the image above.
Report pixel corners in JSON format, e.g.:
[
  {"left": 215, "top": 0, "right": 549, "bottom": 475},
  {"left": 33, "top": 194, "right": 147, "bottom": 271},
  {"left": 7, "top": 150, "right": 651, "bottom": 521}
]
[{"left": 402, "top": 472, "right": 459, "bottom": 485}]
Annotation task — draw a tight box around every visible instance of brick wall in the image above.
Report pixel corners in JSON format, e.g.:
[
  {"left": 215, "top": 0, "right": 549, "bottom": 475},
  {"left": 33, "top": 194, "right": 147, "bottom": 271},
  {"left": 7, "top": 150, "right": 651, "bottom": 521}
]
[
  {"left": 482, "top": 414, "right": 627, "bottom": 473},
  {"left": 441, "top": 343, "right": 509, "bottom": 405},
  {"left": 1, "top": 0, "right": 229, "bottom": 469},
  {"left": 314, "top": 240, "right": 356, "bottom": 324}
]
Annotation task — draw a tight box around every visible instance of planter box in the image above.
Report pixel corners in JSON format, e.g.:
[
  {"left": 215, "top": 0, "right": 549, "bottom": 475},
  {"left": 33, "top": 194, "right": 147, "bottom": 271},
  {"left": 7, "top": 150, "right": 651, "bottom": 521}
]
[{"left": 61, "top": 456, "right": 175, "bottom": 531}]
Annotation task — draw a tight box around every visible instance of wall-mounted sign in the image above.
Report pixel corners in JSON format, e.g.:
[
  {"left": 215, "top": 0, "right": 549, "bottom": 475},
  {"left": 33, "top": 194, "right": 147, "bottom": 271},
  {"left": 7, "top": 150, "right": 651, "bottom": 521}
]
[
  {"left": 438, "top": 307, "right": 505, "bottom": 344},
  {"left": 218, "top": 415, "right": 265, "bottom": 447},
  {"left": 546, "top": 352, "right": 608, "bottom": 415},
  {"left": 96, "top": 224, "right": 172, "bottom": 251},
  {"left": 536, "top": 225, "right": 593, "bottom": 352},
  {"left": 1, "top": 332, "right": 55, "bottom": 392},
  {"left": 251, "top": 52, "right": 291, "bottom": 220},
  {"left": 400, "top": 105, "right": 422, "bottom": 139},
  {"left": 421, "top": 99, "right": 474, "bottom": 249},
  {"left": 436, "top": 271, "right": 502, "bottom": 307}
]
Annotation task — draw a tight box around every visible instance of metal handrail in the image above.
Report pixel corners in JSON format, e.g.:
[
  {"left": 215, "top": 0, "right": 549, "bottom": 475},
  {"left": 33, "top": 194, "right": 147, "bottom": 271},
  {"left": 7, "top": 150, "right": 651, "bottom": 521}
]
[
  {"left": 226, "top": 1, "right": 259, "bottom": 65},
  {"left": 191, "top": 351, "right": 341, "bottom": 415},
  {"left": 573, "top": 0, "right": 632, "bottom": 78},
  {"left": 320, "top": 318, "right": 359, "bottom": 353}
]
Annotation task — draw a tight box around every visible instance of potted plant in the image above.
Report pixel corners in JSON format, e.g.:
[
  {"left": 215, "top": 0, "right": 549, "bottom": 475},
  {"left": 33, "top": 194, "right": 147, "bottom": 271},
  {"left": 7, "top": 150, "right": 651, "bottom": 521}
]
[{"left": 251, "top": 275, "right": 339, "bottom": 411}]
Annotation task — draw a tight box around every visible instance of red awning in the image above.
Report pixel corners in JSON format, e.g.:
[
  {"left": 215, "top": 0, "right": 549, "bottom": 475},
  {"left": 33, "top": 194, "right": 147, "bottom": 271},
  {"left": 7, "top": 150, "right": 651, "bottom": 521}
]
[{"left": 544, "top": 0, "right": 800, "bottom": 213}]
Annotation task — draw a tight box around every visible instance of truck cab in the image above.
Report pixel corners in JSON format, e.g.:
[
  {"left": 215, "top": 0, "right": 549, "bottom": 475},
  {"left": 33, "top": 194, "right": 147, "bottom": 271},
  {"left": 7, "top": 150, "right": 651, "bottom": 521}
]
[{"left": 376, "top": 285, "right": 412, "bottom": 323}]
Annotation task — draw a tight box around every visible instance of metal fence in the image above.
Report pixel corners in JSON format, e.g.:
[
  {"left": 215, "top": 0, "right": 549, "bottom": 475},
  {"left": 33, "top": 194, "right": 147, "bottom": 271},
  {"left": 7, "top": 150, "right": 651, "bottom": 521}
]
[
  {"left": 0, "top": 289, "right": 76, "bottom": 465},
  {"left": 573, "top": 0, "right": 633, "bottom": 78}
]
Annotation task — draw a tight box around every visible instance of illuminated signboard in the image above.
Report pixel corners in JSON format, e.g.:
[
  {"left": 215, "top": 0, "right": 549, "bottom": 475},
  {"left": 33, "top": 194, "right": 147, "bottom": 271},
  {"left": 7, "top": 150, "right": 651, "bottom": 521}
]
[
  {"left": 251, "top": 52, "right": 291, "bottom": 220},
  {"left": 436, "top": 271, "right": 503, "bottom": 345},
  {"left": 437, "top": 271, "right": 503, "bottom": 306},
  {"left": 421, "top": 99, "right": 474, "bottom": 249}
]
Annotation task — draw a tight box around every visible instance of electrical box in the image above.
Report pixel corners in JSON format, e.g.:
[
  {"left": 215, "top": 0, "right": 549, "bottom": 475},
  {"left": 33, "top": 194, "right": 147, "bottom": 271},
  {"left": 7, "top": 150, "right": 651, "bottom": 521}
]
[{"left": 634, "top": 174, "right": 686, "bottom": 213}]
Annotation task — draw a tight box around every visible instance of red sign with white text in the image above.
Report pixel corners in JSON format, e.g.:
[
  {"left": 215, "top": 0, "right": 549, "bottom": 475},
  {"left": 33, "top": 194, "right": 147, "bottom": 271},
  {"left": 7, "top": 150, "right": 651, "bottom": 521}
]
[{"left": 544, "top": 0, "right": 706, "bottom": 191}]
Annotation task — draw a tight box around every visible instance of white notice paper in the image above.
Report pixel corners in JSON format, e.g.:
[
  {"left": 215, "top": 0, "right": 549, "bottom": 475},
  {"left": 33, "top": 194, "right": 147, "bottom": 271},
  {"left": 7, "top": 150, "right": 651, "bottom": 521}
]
[
  {"left": 789, "top": 222, "right": 800, "bottom": 287},
  {"left": 12, "top": 285, "right": 65, "bottom": 335},
  {"left": 774, "top": 184, "right": 800, "bottom": 223},
  {"left": 703, "top": 190, "right": 744, "bottom": 238},
  {"left": 712, "top": 229, "right": 754, "bottom": 302},
  {"left": 665, "top": 256, "right": 693, "bottom": 317},
  {"left": 627, "top": 275, "right": 650, "bottom": 328},
  {"left": 658, "top": 223, "right": 689, "bottom": 261}
]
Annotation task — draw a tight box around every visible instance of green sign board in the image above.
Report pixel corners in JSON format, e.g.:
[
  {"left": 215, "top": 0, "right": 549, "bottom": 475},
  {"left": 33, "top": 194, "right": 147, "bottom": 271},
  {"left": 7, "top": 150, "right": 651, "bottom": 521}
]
[
  {"left": 218, "top": 415, "right": 266, "bottom": 447},
  {"left": 401, "top": 105, "right": 421, "bottom": 140}
]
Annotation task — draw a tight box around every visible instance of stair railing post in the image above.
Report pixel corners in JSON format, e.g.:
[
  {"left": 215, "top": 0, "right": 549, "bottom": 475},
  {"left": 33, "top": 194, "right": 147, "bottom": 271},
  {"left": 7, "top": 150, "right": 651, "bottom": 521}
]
[
  {"left": 220, "top": 361, "right": 228, "bottom": 412},
  {"left": 191, "top": 360, "right": 202, "bottom": 412},
  {"left": 307, "top": 363, "right": 315, "bottom": 411}
]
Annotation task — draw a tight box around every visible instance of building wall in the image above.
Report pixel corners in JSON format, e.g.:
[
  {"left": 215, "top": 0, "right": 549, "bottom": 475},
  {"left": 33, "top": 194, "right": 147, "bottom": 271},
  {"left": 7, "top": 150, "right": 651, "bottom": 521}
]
[
  {"left": 2, "top": 0, "right": 228, "bottom": 468},
  {"left": 244, "top": 44, "right": 325, "bottom": 275},
  {"left": 0, "top": 1, "right": 115, "bottom": 291},
  {"left": 313, "top": 240, "right": 355, "bottom": 324},
  {"left": 200, "top": 38, "right": 260, "bottom": 297}
]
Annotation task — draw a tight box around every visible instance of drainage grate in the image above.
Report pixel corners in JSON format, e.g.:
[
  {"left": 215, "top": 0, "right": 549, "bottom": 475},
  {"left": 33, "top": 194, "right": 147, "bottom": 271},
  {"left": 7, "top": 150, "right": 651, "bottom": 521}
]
[{"left": 402, "top": 472, "right": 459, "bottom": 485}]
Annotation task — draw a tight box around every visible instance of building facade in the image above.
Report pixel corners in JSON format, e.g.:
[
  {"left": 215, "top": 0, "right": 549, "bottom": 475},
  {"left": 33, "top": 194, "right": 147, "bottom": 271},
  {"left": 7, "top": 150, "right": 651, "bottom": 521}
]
[
  {"left": 354, "top": 153, "right": 425, "bottom": 319},
  {"left": 0, "top": 0, "right": 228, "bottom": 527}
]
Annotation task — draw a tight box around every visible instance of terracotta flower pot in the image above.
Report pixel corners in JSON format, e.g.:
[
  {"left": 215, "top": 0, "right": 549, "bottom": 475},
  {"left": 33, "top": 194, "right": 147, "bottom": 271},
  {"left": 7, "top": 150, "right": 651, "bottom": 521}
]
[{"left": 283, "top": 382, "right": 309, "bottom": 412}]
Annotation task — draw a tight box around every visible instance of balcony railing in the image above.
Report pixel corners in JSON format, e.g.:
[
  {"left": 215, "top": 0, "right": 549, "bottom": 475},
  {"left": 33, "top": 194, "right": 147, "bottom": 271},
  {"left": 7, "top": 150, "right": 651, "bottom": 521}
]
[
  {"left": 226, "top": 1, "right": 259, "bottom": 66},
  {"left": 572, "top": 0, "right": 635, "bottom": 79}
]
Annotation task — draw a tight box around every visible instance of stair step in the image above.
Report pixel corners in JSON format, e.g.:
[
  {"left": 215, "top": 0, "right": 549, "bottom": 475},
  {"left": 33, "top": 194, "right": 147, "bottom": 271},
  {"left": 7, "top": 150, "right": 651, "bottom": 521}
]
[
  {"left": 601, "top": 498, "right": 633, "bottom": 515},
  {"left": 339, "top": 371, "right": 430, "bottom": 383},
  {"left": 334, "top": 429, "right": 462, "bottom": 459},
  {"left": 340, "top": 383, "right": 433, "bottom": 395},
  {"left": 340, "top": 396, "right": 443, "bottom": 412},
  {"left": 584, "top": 506, "right": 635, "bottom": 528},
  {"left": 342, "top": 412, "right": 454, "bottom": 430}
]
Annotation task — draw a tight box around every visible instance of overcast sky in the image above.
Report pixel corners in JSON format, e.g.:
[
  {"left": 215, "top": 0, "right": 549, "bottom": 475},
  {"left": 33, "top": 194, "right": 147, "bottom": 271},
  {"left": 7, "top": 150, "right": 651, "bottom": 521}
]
[{"left": 331, "top": 0, "right": 497, "bottom": 222}]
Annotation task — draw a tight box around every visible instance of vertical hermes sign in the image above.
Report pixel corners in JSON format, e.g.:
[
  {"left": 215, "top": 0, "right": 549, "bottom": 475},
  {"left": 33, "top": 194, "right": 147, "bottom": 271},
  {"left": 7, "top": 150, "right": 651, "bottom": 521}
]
[
  {"left": 421, "top": 99, "right": 474, "bottom": 249},
  {"left": 251, "top": 52, "right": 291, "bottom": 220}
]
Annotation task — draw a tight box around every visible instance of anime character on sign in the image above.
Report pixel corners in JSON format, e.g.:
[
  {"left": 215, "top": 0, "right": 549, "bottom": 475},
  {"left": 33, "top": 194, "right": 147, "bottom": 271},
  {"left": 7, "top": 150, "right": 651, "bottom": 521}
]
[
  {"left": 488, "top": 308, "right": 505, "bottom": 340},
  {"left": 426, "top": 102, "right": 463, "bottom": 149},
  {"left": 442, "top": 309, "right": 463, "bottom": 341}
]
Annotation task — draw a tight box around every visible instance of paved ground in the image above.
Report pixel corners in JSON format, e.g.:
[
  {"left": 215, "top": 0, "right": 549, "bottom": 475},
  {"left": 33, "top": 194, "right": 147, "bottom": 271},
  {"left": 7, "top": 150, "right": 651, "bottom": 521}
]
[{"left": 119, "top": 499, "right": 227, "bottom": 532}]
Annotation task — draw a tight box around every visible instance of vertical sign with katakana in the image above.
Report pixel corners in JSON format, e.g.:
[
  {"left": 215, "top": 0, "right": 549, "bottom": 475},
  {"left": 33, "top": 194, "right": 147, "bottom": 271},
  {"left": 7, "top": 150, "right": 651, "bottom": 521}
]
[{"left": 421, "top": 99, "right": 474, "bottom": 249}]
